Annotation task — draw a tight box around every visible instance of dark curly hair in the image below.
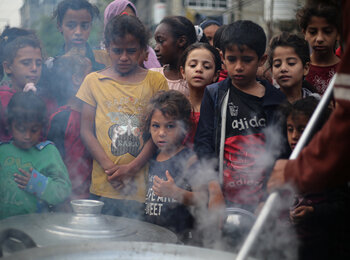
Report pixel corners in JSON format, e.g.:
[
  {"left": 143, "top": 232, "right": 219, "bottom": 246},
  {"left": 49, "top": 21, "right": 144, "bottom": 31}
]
[
  {"left": 268, "top": 32, "right": 310, "bottom": 68},
  {"left": 104, "top": 14, "right": 149, "bottom": 50},
  {"left": 7, "top": 91, "right": 46, "bottom": 126},
  {"left": 140, "top": 90, "right": 192, "bottom": 141},
  {"left": 296, "top": 1, "right": 341, "bottom": 32},
  {"left": 54, "top": 0, "right": 99, "bottom": 26}
]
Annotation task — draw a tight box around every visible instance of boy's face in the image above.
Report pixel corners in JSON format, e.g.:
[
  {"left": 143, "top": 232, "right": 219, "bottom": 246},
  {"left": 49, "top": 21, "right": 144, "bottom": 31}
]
[
  {"left": 304, "top": 16, "right": 339, "bottom": 56},
  {"left": 287, "top": 113, "right": 309, "bottom": 151},
  {"left": 3, "top": 46, "right": 42, "bottom": 91},
  {"left": 222, "top": 45, "right": 266, "bottom": 89},
  {"left": 11, "top": 121, "right": 42, "bottom": 150},
  {"left": 58, "top": 8, "right": 92, "bottom": 52}
]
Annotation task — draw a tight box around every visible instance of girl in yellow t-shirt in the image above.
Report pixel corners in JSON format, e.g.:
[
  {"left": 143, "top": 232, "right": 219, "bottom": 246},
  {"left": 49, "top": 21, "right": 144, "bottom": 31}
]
[{"left": 76, "top": 14, "right": 168, "bottom": 219}]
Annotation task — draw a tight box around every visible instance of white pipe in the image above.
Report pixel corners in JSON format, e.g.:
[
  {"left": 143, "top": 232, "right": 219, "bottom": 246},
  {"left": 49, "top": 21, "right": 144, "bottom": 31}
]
[{"left": 236, "top": 75, "right": 336, "bottom": 260}]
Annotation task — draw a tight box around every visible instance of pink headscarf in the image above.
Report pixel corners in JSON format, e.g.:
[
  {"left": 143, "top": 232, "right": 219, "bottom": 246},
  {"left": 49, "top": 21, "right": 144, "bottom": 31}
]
[
  {"left": 103, "top": 0, "right": 161, "bottom": 69},
  {"left": 104, "top": 0, "right": 137, "bottom": 29}
]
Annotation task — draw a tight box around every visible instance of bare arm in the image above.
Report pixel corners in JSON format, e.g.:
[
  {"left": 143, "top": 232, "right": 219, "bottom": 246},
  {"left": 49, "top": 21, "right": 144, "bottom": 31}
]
[
  {"left": 106, "top": 138, "right": 157, "bottom": 181},
  {"left": 80, "top": 102, "right": 115, "bottom": 171}
]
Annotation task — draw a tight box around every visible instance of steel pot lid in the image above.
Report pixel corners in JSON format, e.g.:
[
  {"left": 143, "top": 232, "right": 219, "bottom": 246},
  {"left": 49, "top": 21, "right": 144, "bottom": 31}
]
[
  {"left": 2, "top": 241, "right": 252, "bottom": 260},
  {"left": 0, "top": 200, "right": 177, "bottom": 247}
]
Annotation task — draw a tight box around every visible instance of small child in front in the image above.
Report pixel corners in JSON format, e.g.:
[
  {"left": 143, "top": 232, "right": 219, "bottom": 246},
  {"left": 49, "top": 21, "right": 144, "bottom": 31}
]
[
  {"left": 0, "top": 92, "right": 71, "bottom": 219},
  {"left": 76, "top": 14, "right": 168, "bottom": 218},
  {"left": 141, "top": 90, "right": 203, "bottom": 242},
  {"left": 195, "top": 21, "right": 285, "bottom": 212}
]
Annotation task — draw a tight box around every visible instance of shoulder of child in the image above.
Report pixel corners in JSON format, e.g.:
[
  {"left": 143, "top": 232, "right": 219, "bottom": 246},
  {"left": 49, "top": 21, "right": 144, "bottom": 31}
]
[{"left": 35, "top": 140, "right": 55, "bottom": 151}]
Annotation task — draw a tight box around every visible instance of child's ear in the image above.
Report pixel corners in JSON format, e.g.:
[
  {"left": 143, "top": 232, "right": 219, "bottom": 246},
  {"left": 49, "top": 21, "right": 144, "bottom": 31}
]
[
  {"left": 303, "top": 62, "right": 310, "bottom": 77},
  {"left": 3, "top": 61, "right": 12, "bottom": 75},
  {"left": 180, "top": 66, "right": 186, "bottom": 80},
  {"left": 177, "top": 36, "right": 187, "bottom": 48},
  {"left": 258, "top": 54, "right": 268, "bottom": 67}
]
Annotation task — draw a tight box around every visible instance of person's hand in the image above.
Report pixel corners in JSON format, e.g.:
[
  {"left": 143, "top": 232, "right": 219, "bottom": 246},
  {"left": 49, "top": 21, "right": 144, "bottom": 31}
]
[
  {"left": 152, "top": 171, "right": 177, "bottom": 198},
  {"left": 207, "top": 180, "right": 226, "bottom": 229},
  {"left": 290, "top": 205, "right": 314, "bottom": 224},
  {"left": 106, "top": 164, "right": 132, "bottom": 183},
  {"left": 14, "top": 168, "right": 32, "bottom": 189},
  {"left": 267, "top": 159, "right": 288, "bottom": 192}
]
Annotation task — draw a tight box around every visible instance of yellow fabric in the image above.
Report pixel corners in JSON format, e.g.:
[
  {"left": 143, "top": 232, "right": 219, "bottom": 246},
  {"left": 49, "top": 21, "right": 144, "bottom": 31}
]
[
  {"left": 93, "top": 49, "right": 111, "bottom": 67},
  {"left": 76, "top": 70, "right": 168, "bottom": 202}
]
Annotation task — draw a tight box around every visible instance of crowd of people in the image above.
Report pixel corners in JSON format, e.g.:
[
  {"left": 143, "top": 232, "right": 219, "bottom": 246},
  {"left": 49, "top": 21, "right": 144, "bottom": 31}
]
[{"left": 0, "top": 0, "right": 349, "bottom": 258}]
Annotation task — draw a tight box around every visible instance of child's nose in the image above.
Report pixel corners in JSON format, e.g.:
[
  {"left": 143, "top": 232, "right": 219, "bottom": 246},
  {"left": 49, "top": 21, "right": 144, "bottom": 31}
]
[
  {"left": 316, "top": 32, "right": 325, "bottom": 43},
  {"left": 74, "top": 25, "right": 83, "bottom": 35}
]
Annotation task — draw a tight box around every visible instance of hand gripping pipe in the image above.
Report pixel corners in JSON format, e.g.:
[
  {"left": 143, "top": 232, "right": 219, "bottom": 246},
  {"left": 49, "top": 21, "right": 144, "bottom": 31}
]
[{"left": 236, "top": 75, "right": 336, "bottom": 260}]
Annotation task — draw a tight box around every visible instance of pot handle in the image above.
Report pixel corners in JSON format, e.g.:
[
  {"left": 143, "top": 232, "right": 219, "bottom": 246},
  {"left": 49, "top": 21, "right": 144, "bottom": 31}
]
[{"left": 0, "top": 228, "right": 37, "bottom": 257}]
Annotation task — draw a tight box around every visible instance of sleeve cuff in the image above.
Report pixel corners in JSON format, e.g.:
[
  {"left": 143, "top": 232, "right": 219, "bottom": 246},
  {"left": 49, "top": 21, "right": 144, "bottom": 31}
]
[{"left": 25, "top": 169, "right": 48, "bottom": 197}]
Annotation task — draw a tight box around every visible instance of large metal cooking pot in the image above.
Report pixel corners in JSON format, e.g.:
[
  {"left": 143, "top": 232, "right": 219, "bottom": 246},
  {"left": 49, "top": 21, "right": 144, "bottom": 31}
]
[
  {"left": 1, "top": 241, "right": 256, "bottom": 260},
  {"left": 0, "top": 200, "right": 177, "bottom": 255}
]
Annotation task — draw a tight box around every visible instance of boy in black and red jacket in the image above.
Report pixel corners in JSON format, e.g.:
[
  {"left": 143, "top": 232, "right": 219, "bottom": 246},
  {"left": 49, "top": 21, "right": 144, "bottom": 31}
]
[{"left": 195, "top": 20, "right": 286, "bottom": 212}]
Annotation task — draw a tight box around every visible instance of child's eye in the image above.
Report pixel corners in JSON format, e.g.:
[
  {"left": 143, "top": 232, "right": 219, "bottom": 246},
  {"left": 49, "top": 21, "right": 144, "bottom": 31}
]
[
  {"left": 204, "top": 65, "right": 212, "bottom": 70},
  {"left": 21, "top": 60, "right": 31, "bottom": 66},
  {"left": 112, "top": 48, "right": 122, "bottom": 55},
  {"left": 126, "top": 48, "right": 137, "bottom": 54},
  {"left": 227, "top": 56, "right": 236, "bottom": 62},
  {"left": 151, "top": 123, "right": 159, "bottom": 128},
  {"left": 307, "top": 29, "right": 317, "bottom": 35},
  {"left": 273, "top": 64, "right": 280, "bottom": 68},
  {"left": 81, "top": 23, "right": 91, "bottom": 30},
  {"left": 288, "top": 62, "right": 296, "bottom": 66},
  {"left": 242, "top": 57, "right": 253, "bottom": 63},
  {"left": 287, "top": 126, "right": 294, "bottom": 133},
  {"left": 36, "top": 60, "right": 43, "bottom": 67},
  {"left": 166, "top": 124, "right": 175, "bottom": 129},
  {"left": 66, "top": 22, "right": 77, "bottom": 30}
]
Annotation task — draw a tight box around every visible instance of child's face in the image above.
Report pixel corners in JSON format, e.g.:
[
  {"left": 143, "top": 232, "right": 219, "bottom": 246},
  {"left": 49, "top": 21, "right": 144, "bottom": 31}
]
[
  {"left": 304, "top": 16, "right": 339, "bottom": 56},
  {"left": 154, "top": 23, "right": 178, "bottom": 65},
  {"left": 287, "top": 113, "right": 309, "bottom": 150},
  {"left": 203, "top": 24, "right": 220, "bottom": 46},
  {"left": 150, "top": 109, "right": 183, "bottom": 155},
  {"left": 222, "top": 45, "right": 266, "bottom": 89},
  {"left": 58, "top": 8, "right": 92, "bottom": 51},
  {"left": 3, "top": 46, "right": 42, "bottom": 90},
  {"left": 108, "top": 34, "right": 144, "bottom": 76},
  {"left": 272, "top": 46, "right": 309, "bottom": 90},
  {"left": 11, "top": 121, "right": 42, "bottom": 150},
  {"left": 181, "top": 48, "right": 218, "bottom": 89}
]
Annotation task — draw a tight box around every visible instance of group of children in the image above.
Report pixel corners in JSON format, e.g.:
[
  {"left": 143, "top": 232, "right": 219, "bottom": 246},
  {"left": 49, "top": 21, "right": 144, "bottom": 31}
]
[{"left": 0, "top": 0, "right": 347, "bottom": 257}]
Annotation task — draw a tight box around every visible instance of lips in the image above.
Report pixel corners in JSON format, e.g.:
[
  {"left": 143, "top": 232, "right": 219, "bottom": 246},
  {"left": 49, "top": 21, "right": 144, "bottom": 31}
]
[
  {"left": 233, "top": 75, "right": 244, "bottom": 80},
  {"left": 313, "top": 46, "right": 327, "bottom": 51},
  {"left": 72, "top": 39, "right": 84, "bottom": 44},
  {"left": 279, "top": 75, "right": 291, "bottom": 81}
]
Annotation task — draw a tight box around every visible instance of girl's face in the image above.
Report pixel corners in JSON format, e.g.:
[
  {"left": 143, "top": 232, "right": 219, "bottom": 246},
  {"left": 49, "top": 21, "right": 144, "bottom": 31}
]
[
  {"left": 11, "top": 121, "right": 42, "bottom": 150},
  {"left": 304, "top": 16, "right": 339, "bottom": 56},
  {"left": 58, "top": 8, "right": 92, "bottom": 51},
  {"left": 287, "top": 112, "right": 309, "bottom": 150},
  {"left": 154, "top": 23, "right": 178, "bottom": 65},
  {"left": 203, "top": 24, "right": 220, "bottom": 46},
  {"left": 181, "top": 48, "right": 218, "bottom": 89},
  {"left": 150, "top": 109, "right": 184, "bottom": 155},
  {"left": 3, "top": 46, "right": 42, "bottom": 91},
  {"left": 272, "top": 46, "right": 309, "bottom": 90},
  {"left": 108, "top": 34, "right": 144, "bottom": 76}
]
